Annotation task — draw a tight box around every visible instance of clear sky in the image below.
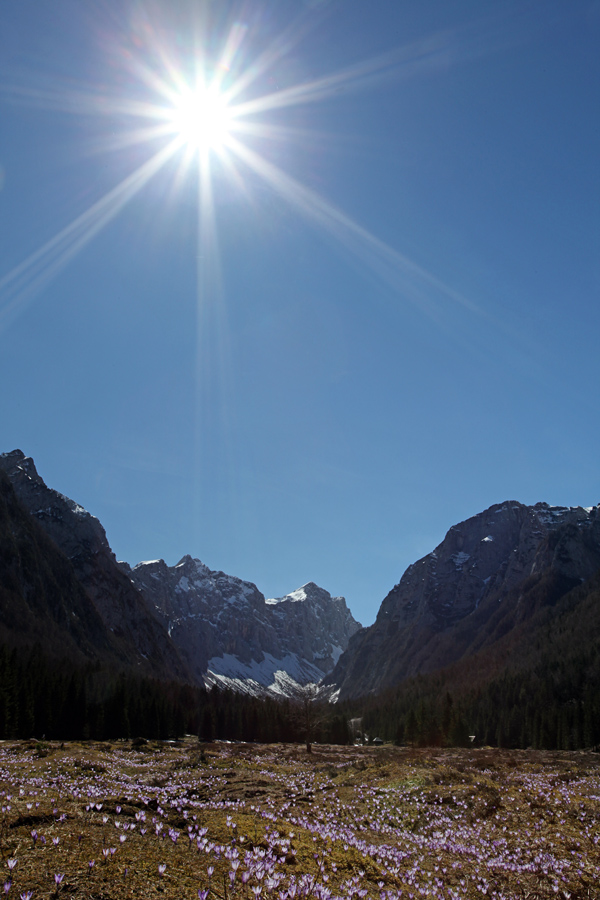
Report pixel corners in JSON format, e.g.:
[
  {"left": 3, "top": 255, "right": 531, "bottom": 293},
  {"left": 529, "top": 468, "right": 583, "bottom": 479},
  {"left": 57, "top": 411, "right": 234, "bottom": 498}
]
[{"left": 1, "top": 0, "right": 599, "bottom": 627}]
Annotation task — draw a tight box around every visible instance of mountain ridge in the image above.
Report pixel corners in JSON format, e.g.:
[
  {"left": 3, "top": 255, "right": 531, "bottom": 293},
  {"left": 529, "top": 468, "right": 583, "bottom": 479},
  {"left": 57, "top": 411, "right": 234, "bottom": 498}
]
[
  {"left": 121, "top": 556, "right": 361, "bottom": 696},
  {"left": 324, "top": 499, "right": 600, "bottom": 700},
  {"left": 3, "top": 448, "right": 599, "bottom": 711}
]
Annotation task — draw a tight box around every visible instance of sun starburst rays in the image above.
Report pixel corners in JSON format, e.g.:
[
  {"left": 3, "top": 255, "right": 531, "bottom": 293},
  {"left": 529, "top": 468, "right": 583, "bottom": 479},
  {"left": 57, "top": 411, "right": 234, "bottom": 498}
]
[
  {"left": 0, "top": 16, "right": 483, "bottom": 336},
  {"left": 0, "top": 138, "right": 181, "bottom": 332}
]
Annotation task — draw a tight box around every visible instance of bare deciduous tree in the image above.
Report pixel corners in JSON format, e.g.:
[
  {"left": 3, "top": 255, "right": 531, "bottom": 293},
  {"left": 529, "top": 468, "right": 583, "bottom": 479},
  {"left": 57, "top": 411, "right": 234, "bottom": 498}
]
[{"left": 289, "top": 682, "right": 325, "bottom": 753}]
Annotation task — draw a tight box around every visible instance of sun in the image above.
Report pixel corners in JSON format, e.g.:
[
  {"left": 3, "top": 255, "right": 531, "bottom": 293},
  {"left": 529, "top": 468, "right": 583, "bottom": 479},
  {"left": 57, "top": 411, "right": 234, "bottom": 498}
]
[
  {"left": 168, "top": 83, "right": 233, "bottom": 152},
  {"left": 0, "top": 12, "right": 471, "bottom": 337}
]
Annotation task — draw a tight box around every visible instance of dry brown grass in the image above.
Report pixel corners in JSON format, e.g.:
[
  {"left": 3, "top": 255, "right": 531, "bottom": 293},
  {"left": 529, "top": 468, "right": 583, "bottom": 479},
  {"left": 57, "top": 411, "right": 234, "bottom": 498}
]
[{"left": 0, "top": 740, "right": 598, "bottom": 899}]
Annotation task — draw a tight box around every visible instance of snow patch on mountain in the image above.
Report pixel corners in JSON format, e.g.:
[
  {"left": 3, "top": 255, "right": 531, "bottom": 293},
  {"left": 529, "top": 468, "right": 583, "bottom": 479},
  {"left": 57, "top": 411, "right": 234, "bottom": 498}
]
[
  {"left": 204, "top": 652, "right": 324, "bottom": 698},
  {"left": 266, "top": 584, "right": 316, "bottom": 604},
  {"left": 452, "top": 551, "right": 471, "bottom": 568},
  {"left": 126, "top": 561, "right": 362, "bottom": 694}
]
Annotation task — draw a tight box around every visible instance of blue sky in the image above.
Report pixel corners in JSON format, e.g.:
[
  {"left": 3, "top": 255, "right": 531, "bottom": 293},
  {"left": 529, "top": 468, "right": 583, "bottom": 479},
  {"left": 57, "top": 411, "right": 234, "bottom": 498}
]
[{"left": 1, "top": 0, "right": 599, "bottom": 627}]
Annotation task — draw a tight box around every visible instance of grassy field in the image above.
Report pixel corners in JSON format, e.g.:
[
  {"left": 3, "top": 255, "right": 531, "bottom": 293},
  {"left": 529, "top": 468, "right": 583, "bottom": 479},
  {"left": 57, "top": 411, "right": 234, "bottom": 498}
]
[{"left": 0, "top": 739, "right": 598, "bottom": 899}]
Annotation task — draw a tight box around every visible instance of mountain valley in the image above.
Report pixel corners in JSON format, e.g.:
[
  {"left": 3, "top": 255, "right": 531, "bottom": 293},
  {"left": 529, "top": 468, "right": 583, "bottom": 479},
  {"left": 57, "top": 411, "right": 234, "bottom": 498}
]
[{"left": 2, "top": 447, "right": 600, "bottom": 751}]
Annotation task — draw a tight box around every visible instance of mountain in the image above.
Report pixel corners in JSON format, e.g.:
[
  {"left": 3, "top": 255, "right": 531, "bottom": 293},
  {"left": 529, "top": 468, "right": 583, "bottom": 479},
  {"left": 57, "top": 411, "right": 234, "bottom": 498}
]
[
  {"left": 0, "top": 450, "right": 190, "bottom": 680},
  {"left": 120, "top": 557, "right": 361, "bottom": 696},
  {"left": 0, "top": 450, "right": 360, "bottom": 696},
  {"left": 0, "top": 465, "right": 123, "bottom": 663},
  {"left": 324, "top": 500, "right": 600, "bottom": 700}
]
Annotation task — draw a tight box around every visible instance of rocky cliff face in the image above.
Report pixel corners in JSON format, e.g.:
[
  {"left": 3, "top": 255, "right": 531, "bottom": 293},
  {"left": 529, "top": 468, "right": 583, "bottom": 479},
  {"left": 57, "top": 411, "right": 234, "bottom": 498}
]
[
  {"left": 325, "top": 501, "right": 600, "bottom": 700},
  {"left": 122, "top": 558, "right": 361, "bottom": 696},
  {"left": 266, "top": 582, "right": 358, "bottom": 675},
  {"left": 0, "top": 466, "right": 123, "bottom": 663},
  {"left": 0, "top": 450, "right": 190, "bottom": 681}
]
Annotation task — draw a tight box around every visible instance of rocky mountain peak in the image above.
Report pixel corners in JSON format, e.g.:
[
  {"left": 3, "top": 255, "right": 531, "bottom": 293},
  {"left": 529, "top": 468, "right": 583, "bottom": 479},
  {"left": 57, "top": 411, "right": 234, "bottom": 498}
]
[
  {"left": 174, "top": 554, "right": 204, "bottom": 570},
  {"left": 0, "top": 449, "right": 42, "bottom": 483},
  {"left": 0, "top": 450, "right": 108, "bottom": 556},
  {"left": 266, "top": 582, "right": 338, "bottom": 605},
  {"left": 125, "top": 559, "right": 361, "bottom": 695},
  {"left": 325, "top": 498, "right": 600, "bottom": 700}
]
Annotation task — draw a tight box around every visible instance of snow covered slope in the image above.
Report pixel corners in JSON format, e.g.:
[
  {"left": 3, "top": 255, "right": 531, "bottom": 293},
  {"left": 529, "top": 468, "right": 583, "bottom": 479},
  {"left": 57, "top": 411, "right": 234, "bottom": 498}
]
[{"left": 123, "top": 558, "right": 361, "bottom": 696}]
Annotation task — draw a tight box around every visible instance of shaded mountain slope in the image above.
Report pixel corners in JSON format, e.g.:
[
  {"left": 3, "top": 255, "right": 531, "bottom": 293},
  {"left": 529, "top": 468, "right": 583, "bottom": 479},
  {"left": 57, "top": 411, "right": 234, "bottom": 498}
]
[
  {"left": 0, "top": 450, "right": 190, "bottom": 681},
  {"left": 0, "top": 467, "right": 121, "bottom": 662},
  {"left": 326, "top": 501, "right": 600, "bottom": 700},
  {"left": 355, "top": 569, "right": 600, "bottom": 748}
]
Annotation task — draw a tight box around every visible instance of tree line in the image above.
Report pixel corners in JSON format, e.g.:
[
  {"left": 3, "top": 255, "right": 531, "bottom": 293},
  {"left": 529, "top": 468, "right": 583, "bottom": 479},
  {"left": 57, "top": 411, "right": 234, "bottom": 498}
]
[
  {"left": 0, "top": 643, "right": 349, "bottom": 745},
  {"left": 344, "top": 647, "right": 600, "bottom": 750},
  {"left": 2, "top": 637, "right": 600, "bottom": 750}
]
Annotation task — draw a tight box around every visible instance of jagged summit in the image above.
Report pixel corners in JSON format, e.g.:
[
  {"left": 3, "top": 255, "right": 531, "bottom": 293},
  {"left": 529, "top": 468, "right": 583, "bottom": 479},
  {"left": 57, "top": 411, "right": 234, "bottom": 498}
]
[
  {"left": 1, "top": 449, "right": 102, "bottom": 525},
  {"left": 126, "top": 557, "right": 361, "bottom": 695},
  {"left": 174, "top": 553, "right": 205, "bottom": 568},
  {"left": 266, "top": 581, "right": 345, "bottom": 606},
  {"left": 1, "top": 449, "right": 38, "bottom": 477}
]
